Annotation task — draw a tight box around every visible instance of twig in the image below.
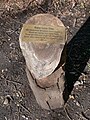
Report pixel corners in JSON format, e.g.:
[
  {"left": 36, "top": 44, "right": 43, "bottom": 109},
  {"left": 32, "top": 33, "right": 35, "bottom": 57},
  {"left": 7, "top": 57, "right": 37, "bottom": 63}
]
[
  {"left": 6, "top": 79, "right": 23, "bottom": 85},
  {"left": 9, "top": 105, "right": 13, "bottom": 120},
  {"left": 35, "top": 0, "right": 48, "bottom": 13},
  {"left": 73, "top": 18, "right": 77, "bottom": 27},
  {"left": 19, "top": 103, "right": 31, "bottom": 114},
  {"left": 64, "top": 105, "right": 72, "bottom": 120},
  {"left": 66, "top": 27, "right": 73, "bottom": 35},
  {"left": 17, "top": 105, "right": 20, "bottom": 120},
  {"left": 81, "top": 112, "right": 90, "bottom": 120},
  {"left": 27, "top": 0, "right": 36, "bottom": 8},
  {"left": 37, "top": 5, "right": 47, "bottom": 13}
]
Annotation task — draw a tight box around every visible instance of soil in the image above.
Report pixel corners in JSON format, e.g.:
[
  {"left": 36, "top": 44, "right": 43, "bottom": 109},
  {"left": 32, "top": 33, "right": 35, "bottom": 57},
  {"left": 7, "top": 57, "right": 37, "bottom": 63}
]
[{"left": 0, "top": 0, "right": 90, "bottom": 120}]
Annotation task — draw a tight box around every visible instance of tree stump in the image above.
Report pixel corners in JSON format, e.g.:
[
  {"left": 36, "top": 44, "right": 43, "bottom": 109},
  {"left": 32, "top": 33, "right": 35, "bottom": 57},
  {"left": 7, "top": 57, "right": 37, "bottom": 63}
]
[{"left": 19, "top": 14, "right": 67, "bottom": 110}]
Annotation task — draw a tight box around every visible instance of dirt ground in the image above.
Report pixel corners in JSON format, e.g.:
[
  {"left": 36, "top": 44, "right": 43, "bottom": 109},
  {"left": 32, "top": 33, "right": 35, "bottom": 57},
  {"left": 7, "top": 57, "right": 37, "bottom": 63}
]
[{"left": 0, "top": 0, "right": 90, "bottom": 120}]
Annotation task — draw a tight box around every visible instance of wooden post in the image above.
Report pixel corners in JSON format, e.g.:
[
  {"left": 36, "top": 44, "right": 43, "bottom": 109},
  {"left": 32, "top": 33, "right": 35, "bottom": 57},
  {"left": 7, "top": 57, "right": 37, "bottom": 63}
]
[{"left": 19, "top": 14, "right": 67, "bottom": 110}]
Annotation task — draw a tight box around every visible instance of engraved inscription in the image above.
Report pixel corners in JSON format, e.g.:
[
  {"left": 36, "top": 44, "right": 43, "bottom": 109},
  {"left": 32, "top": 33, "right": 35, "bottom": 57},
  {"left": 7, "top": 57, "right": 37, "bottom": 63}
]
[{"left": 21, "top": 24, "right": 66, "bottom": 43}]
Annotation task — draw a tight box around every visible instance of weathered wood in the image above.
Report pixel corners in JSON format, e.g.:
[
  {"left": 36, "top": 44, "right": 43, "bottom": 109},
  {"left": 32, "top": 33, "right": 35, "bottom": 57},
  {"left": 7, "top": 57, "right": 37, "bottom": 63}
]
[
  {"left": 26, "top": 66, "right": 65, "bottom": 110},
  {"left": 19, "top": 14, "right": 66, "bottom": 80},
  {"left": 19, "top": 14, "right": 67, "bottom": 110}
]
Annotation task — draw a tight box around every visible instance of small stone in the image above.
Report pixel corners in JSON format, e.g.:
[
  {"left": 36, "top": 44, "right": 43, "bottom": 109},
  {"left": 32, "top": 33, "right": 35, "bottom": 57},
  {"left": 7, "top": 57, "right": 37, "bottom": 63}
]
[
  {"left": 4, "top": 116, "right": 8, "bottom": 120},
  {"left": 67, "top": 26, "right": 70, "bottom": 29},
  {"left": 1, "top": 69, "right": 4, "bottom": 73},
  {"left": 69, "top": 95, "right": 74, "bottom": 99},
  {"left": 76, "top": 102, "right": 80, "bottom": 107},
  {"left": 76, "top": 87, "right": 79, "bottom": 90},
  {"left": 26, "top": 117, "right": 28, "bottom": 120},
  {"left": 17, "top": 103, "right": 20, "bottom": 106},
  {"left": 3, "top": 98, "right": 9, "bottom": 105},
  {"left": 10, "top": 42, "right": 15, "bottom": 47},
  {"left": 74, "top": 81, "right": 83, "bottom": 86},
  {"left": 80, "top": 2, "right": 85, "bottom": 8},
  {"left": 83, "top": 14, "right": 86, "bottom": 17},
  {"left": 16, "top": 92, "right": 19, "bottom": 97},
  {"left": 3, "top": 95, "right": 12, "bottom": 105},
  {"left": 8, "top": 38, "right": 11, "bottom": 41},
  {"left": 48, "top": 112, "right": 50, "bottom": 114},
  {"left": 72, "top": 0, "right": 77, "bottom": 8},
  {"left": 1, "top": 69, "right": 8, "bottom": 73},
  {"left": 5, "top": 68, "right": 8, "bottom": 71},
  {"left": 22, "top": 115, "right": 26, "bottom": 119}
]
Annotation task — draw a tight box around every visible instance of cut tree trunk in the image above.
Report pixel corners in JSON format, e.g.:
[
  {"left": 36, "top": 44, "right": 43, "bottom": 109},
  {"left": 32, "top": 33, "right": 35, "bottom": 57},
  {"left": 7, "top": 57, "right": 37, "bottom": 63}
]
[{"left": 19, "top": 14, "right": 67, "bottom": 110}]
